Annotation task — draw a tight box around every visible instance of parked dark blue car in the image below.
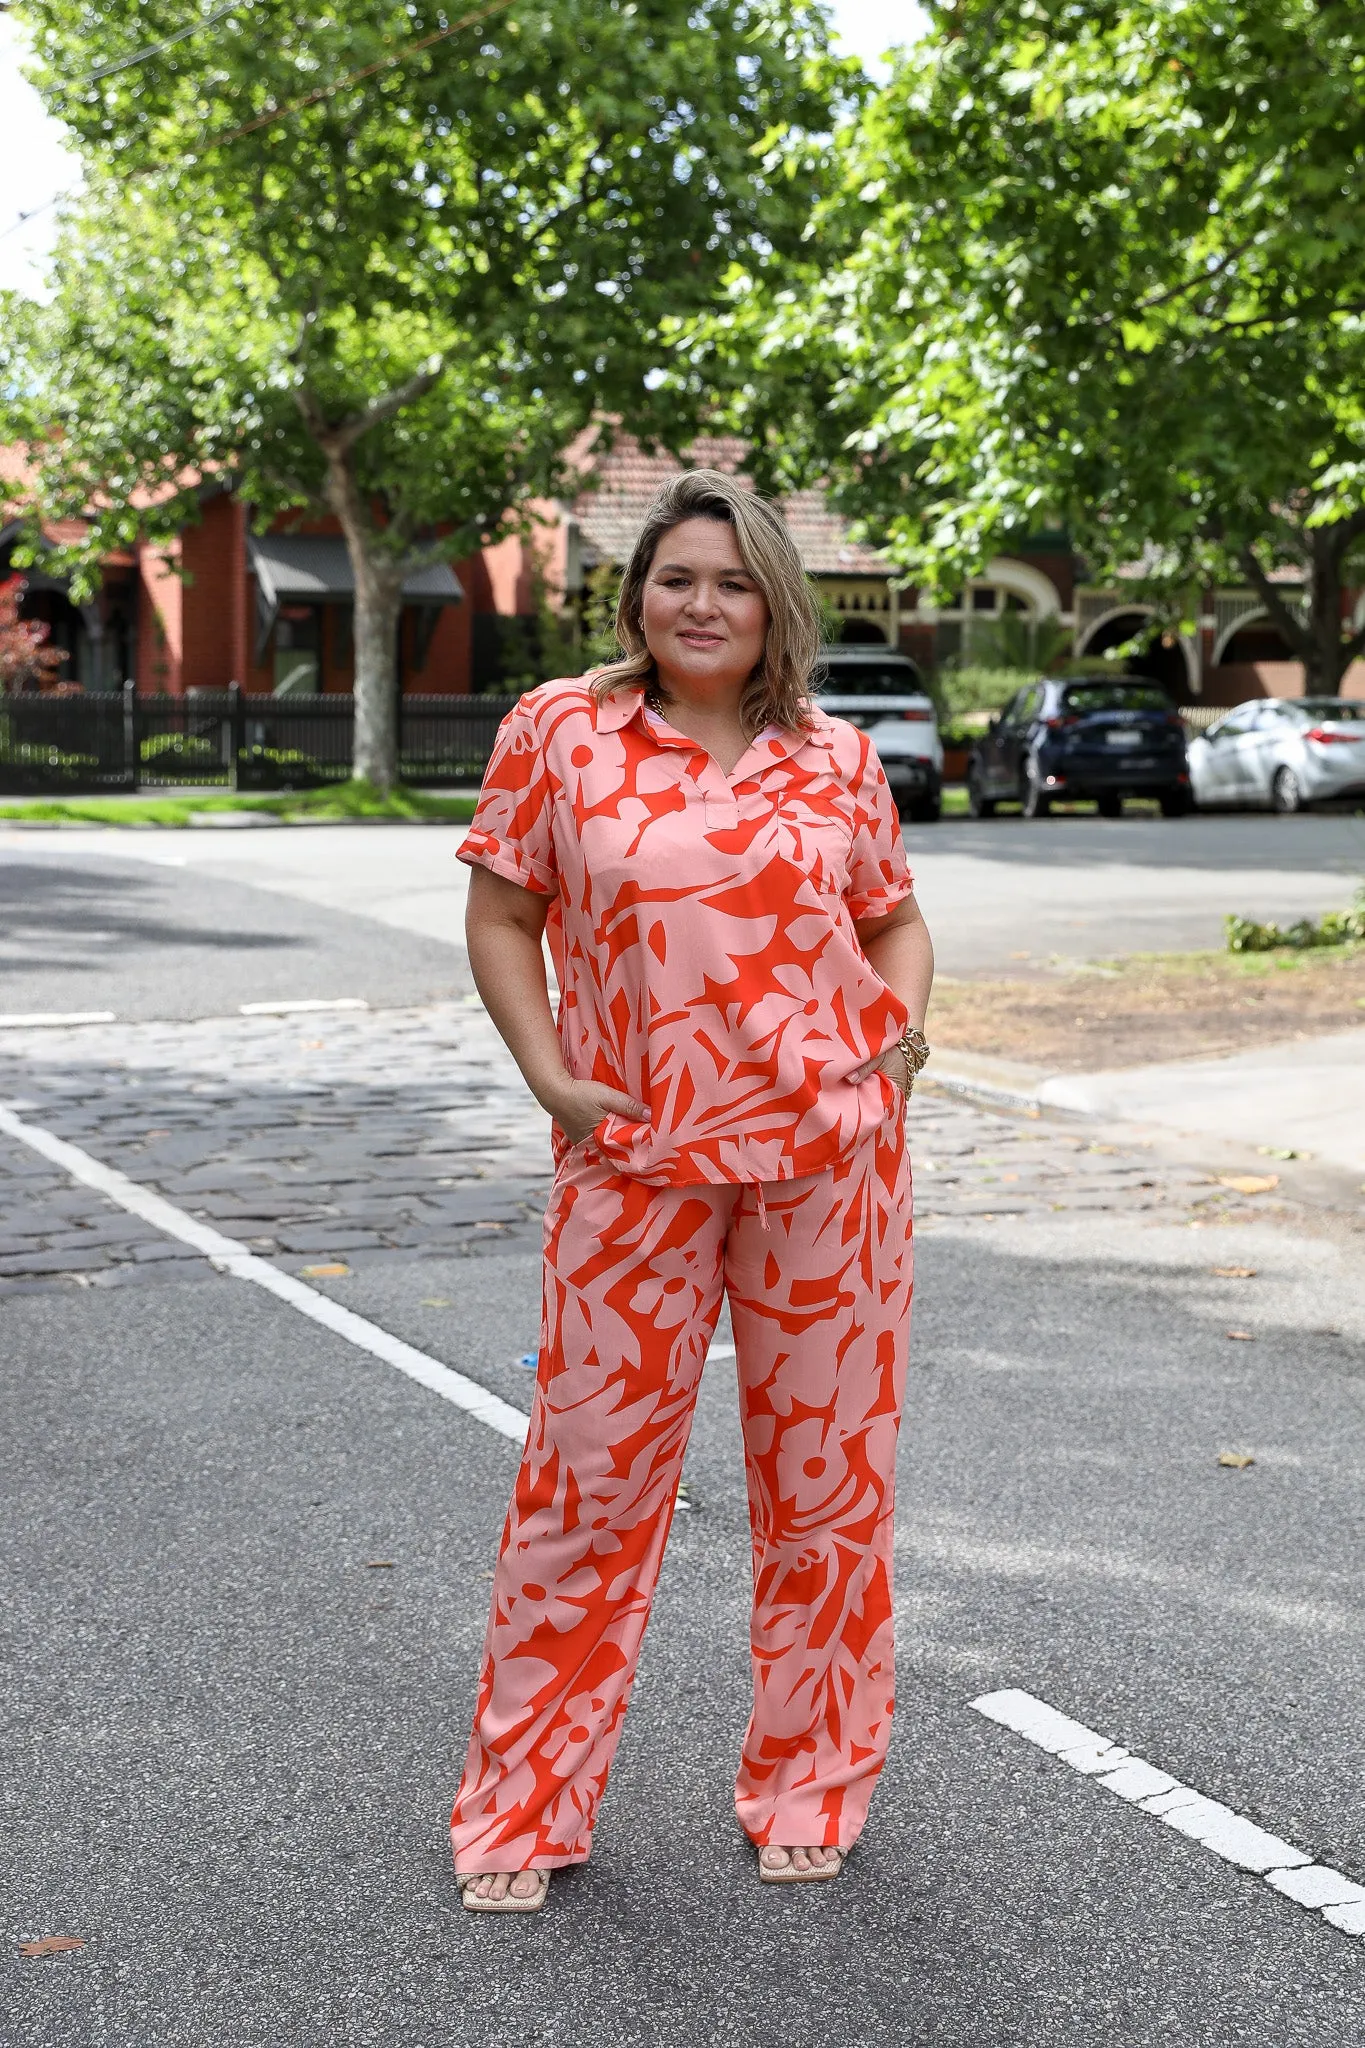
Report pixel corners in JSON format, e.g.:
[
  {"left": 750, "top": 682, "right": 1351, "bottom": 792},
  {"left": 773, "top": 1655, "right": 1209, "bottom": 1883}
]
[{"left": 967, "top": 677, "right": 1192, "bottom": 819}]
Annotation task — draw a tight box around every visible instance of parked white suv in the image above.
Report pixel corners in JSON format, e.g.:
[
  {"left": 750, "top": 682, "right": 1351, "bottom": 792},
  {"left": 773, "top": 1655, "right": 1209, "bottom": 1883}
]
[{"left": 814, "top": 647, "right": 943, "bottom": 823}]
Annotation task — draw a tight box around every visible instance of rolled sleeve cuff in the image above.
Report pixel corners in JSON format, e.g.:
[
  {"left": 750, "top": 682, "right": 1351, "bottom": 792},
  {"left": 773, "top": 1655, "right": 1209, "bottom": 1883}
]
[
  {"left": 845, "top": 872, "right": 916, "bottom": 923},
  {"left": 457, "top": 831, "right": 557, "bottom": 897}
]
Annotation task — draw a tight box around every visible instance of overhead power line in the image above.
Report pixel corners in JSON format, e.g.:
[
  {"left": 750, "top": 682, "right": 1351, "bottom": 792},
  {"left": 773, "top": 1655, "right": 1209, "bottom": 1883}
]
[
  {"left": 73, "top": 1, "right": 247, "bottom": 89},
  {"left": 0, "top": 0, "right": 517, "bottom": 245},
  {"left": 0, "top": 193, "right": 64, "bottom": 244},
  {"left": 2, "top": 2, "right": 246, "bottom": 244},
  {"left": 197, "top": 0, "right": 516, "bottom": 154}
]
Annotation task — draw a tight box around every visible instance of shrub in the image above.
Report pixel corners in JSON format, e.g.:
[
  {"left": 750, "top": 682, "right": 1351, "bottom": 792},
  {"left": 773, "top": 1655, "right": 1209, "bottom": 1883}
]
[{"left": 1226, "top": 891, "right": 1365, "bottom": 952}]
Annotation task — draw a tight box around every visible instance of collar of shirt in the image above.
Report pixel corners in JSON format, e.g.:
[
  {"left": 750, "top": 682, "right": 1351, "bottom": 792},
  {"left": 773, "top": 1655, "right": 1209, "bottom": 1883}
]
[{"left": 595, "top": 685, "right": 837, "bottom": 791}]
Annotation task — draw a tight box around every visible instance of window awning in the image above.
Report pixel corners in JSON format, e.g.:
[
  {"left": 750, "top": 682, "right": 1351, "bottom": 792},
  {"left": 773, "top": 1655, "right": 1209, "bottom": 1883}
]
[{"left": 248, "top": 534, "right": 463, "bottom": 660}]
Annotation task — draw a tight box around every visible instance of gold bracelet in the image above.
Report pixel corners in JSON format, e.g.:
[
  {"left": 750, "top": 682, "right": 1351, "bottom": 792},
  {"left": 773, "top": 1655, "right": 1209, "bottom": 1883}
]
[{"left": 897, "top": 1024, "right": 931, "bottom": 1096}]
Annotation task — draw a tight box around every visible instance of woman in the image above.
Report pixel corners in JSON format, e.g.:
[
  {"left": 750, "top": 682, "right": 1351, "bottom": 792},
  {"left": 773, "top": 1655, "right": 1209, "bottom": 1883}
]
[{"left": 451, "top": 469, "right": 933, "bottom": 1911}]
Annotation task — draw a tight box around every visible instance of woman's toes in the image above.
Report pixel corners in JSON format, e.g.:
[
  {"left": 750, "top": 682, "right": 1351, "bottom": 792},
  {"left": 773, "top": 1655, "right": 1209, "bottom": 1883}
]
[
  {"left": 508, "top": 1872, "right": 541, "bottom": 1901},
  {"left": 789, "top": 1847, "right": 813, "bottom": 1873},
  {"left": 760, "top": 1847, "right": 793, "bottom": 1874}
]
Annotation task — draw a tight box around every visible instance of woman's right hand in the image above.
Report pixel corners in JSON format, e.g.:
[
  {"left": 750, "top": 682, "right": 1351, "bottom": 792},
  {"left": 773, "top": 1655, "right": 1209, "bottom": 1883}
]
[{"left": 544, "top": 1077, "right": 650, "bottom": 1148}]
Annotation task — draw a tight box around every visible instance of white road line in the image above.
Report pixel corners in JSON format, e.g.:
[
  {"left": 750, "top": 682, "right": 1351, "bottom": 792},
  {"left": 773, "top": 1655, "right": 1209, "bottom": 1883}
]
[
  {"left": 239, "top": 998, "right": 369, "bottom": 1016},
  {"left": 0, "top": 1104, "right": 529, "bottom": 1447},
  {"left": 973, "top": 1688, "right": 1365, "bottom": 1938},
  {"left": 0, "top": 1011, "right": 117, "bottom": 1029}
]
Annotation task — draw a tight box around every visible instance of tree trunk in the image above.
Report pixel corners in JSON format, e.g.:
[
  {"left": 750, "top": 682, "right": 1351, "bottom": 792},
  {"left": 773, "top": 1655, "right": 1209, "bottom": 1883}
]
[
  {"left": 295, "top": 367, "right": 446, "bottom": 796},
  {"left": 1305, "top": 528, "right": 1346, "bottom": 697},
  {"left": 314, "top": 440, "right": 405, "bottom": 792},
  {"left": 349, "top": 547, "right": 405, "bottom": 791},
  {"left": 1238, "top": 519, "right": 1365, "bottom": 699}
]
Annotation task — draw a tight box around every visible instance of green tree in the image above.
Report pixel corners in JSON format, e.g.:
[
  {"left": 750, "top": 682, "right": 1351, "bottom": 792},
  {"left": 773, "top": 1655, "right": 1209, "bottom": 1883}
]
[
  {"left": 8, "top": 0, "right": 840, "bottom": 783},
  {"left": 698, "top": 0, "right": 1365, "bottom": 694}
]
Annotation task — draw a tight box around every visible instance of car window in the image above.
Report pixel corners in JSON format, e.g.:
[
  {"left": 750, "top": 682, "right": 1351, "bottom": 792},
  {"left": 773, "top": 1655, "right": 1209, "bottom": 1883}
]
[
  {"left": 816, "top": 664, "right": 922, "bottom": 698},
  {"left": 1297, "top": 699, "right": 1365, "bottom": 722},
  {"left": 1061, "top": 682, "right": 1170, "bottom": 714},
  {"left": 1019, "top": 685, "right": 1046, "bottom": 721},
  {"left": 998, "top": 689, "right": 1029, "bottom": 724},
  {"left": 1209, "top": 707, "right": 1257, "bottom": 739}
]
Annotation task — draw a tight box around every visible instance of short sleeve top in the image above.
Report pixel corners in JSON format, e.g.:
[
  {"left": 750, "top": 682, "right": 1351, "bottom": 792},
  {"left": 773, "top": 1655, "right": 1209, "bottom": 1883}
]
[{"left": 458, "top": 677, "right": 915, "bottom": 1186}]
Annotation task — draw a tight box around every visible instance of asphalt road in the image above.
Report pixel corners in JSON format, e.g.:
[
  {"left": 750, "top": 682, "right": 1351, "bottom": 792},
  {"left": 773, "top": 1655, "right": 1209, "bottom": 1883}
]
[
  {"left": 4, "top": 810, "right": 1363, "bottom": 1000},
  {"left": 3, "top": 823, "right": 1364, "bottom": 2045},
  {"left": 0, "top": 848, "right": 474, "bottom": 1021},
  {"left": 6, "top": 1219, "right": 1363, "bottom": 2047}
]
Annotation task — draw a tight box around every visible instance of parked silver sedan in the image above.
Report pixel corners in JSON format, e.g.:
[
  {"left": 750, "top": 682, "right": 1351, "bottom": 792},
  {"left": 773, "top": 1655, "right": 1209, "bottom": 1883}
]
[{"left": 1188, "top": 697, "right": 1365, "bottom": 812}]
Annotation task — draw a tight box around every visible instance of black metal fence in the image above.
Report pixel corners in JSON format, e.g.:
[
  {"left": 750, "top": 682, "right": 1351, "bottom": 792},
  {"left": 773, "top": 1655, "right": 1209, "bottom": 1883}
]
[{"left": 0, "top": 684, "right": 519, "bottom": 795}]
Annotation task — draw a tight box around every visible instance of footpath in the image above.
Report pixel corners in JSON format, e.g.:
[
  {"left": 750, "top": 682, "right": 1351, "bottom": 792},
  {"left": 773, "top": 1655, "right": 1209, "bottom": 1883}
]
[{"left": 931, "top": 1028, "right": 1365, "bottom": 1218}]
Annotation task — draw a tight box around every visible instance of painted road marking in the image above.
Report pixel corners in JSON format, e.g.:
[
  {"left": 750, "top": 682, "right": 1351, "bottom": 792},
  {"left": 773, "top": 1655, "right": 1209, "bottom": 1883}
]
[
  {"left": 239, "top": 998, "right": 370, "bottom": 1016},
  {"left": 0, "top": 1104, "right": 529, "bottom": 1447},
  {"left": 974, "top": 1688, "right": 1364, "bottom": 1937},
  {"left": 0, "top": 1012, "right": 117, "bottom": 1029}
]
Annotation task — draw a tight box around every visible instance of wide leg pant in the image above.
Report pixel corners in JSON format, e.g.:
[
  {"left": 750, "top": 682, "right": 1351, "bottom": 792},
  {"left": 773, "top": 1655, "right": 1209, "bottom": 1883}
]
[{"left": 450, "top": 1118, "right": 913, "bottom": 1873}]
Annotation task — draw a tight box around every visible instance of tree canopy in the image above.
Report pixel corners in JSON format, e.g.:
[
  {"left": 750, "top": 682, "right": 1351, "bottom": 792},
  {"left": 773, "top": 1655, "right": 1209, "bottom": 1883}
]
[
  {"left": 697, "top": 0, "right": 1365, "bottom": 691},
  {"left": 7, "top": 0, "right": 844, "bottom": 777}
]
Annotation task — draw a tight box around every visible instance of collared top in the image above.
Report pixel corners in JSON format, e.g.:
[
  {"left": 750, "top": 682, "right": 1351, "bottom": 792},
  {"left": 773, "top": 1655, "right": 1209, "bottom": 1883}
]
[{"left": 457, "top": 677, "right": 915, "bottom": 1186}]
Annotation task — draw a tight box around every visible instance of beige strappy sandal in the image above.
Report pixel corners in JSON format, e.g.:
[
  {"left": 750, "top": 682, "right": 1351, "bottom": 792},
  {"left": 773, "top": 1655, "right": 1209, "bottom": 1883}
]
[
  {"left": 758, "top": 1845, "right": 846, "bottom": 1884},
  {"left": 458, "top": 1869, "right": 550, "bottom": 1913}
]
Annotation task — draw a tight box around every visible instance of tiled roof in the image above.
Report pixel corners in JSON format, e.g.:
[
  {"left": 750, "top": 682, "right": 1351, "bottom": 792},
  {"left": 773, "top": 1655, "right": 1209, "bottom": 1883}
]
[{"left": 570, "top": 432, "right": 888, "bottom": 578}]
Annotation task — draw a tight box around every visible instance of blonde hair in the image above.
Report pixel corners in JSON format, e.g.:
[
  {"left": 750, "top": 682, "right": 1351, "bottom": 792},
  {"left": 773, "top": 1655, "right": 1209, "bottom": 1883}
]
[{"left": 588, "top": 468, "right": 822, "bottom": 736}]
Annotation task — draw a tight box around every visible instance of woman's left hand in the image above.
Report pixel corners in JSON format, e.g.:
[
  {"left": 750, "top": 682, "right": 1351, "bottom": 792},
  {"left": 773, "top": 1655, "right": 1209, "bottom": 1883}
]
[{"left": 850, "top": 1045, "right": 911, "bottom": 1094}]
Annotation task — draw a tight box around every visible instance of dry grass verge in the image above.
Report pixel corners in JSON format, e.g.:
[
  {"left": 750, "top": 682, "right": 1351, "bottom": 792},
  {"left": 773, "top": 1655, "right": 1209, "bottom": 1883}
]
[{"left": 931, "top": 944, "right": 1365, "bottom": 1070}]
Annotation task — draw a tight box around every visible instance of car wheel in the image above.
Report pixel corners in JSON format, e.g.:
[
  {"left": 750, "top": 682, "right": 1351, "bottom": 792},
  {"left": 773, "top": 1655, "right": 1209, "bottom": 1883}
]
[
  {"left": 1020, "top": 761, "right": 1051, "bottom": 818},
  {"left": 1271, "top": 766, "right": 1304, "bottom": 814},
  {"left": 1096, "top": 791, "right": 1123, "bottom": 819},
  {"left": 967, "top": 768, "right": 996, "bottom": 819},
  {"left": 1158, "top": 789, "right": 1191, "bottom": 818}
]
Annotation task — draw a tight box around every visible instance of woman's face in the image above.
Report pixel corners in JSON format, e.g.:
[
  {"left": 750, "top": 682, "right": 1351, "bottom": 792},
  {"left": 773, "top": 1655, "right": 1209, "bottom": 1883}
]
[{"left": 639, "top": 517, "right": 769, "bottom": 698}]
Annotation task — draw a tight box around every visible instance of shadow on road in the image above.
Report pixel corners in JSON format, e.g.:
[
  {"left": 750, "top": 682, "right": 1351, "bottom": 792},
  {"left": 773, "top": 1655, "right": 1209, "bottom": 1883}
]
[{"left": 0, "top": 860, "right": 304, "bottom": 965}]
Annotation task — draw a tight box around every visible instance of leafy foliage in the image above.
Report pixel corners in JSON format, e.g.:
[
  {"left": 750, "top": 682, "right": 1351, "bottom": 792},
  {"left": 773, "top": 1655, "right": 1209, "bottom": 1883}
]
[
  {"left": 1226, "top": 891, "right": 1365, "bottom": 951},
  {"left": 693, "top": 0, "right": 1365, "bottom": 692},
  {"left": 6, "top": 0, "right": 844, "bottom": 774}
]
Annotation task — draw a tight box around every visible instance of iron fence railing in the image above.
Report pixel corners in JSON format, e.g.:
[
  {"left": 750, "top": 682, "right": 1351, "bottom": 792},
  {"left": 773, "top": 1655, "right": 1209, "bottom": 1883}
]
[{"left": 0, "top": 684, "right": 519, "bottom": 795}]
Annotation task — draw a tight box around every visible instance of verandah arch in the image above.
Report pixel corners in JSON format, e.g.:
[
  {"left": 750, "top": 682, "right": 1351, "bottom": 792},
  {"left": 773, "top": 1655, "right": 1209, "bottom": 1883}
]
[{"left": 1074, "top": 604, "right": 1199, "bottom": 698}]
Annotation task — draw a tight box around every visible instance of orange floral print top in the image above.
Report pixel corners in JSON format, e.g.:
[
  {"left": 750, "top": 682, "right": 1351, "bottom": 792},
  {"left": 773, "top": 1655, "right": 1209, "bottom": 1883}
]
[{"left": 458, "top": 678, "right": 916, "bottom": 1187}]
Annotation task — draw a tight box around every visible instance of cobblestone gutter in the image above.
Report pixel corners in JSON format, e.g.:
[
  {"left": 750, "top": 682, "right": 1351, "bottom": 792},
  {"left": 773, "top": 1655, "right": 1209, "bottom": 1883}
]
[{"left": 0, "top": 1003, "right": 1279, "bottom": 1296}]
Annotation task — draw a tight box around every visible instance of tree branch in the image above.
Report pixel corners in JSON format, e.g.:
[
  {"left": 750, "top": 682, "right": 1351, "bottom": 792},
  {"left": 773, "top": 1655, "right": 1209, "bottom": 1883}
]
[
  {"left": 293, "top": 356, "right": 445, "bottom": 459},
  {"left": 1237, "top": 544, "right": 1315, "bottom": 660},
  {"left": 1090, "top": 229, "right": 1262, "bottom": 331}
]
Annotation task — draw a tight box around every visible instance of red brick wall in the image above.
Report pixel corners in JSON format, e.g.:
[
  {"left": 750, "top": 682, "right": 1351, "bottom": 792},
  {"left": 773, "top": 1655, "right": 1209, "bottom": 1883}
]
[
  {"left": 404, "top": 596, "right": 471, "bottom": 694},
  {"left": 1206, "top": 659, "right": 1365, "bottom": 705},
  {"left": 179, "top": 496, "right": 243, "bottom": 693},
  {"left": 135, "top": 540, "right": 183, "bottom": 695}
]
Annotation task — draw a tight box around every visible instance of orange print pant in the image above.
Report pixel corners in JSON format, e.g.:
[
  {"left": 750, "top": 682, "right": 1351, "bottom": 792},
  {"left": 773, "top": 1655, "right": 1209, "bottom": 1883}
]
[{"left": 450, "top": 1118, "right": 913, "bottom": 1873}]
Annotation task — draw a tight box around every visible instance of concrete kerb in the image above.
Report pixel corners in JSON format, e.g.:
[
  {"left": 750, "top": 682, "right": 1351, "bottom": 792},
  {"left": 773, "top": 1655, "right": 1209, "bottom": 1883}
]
[{"left": 923, "top": 1055, "right": 1365, "bottom": 1222}]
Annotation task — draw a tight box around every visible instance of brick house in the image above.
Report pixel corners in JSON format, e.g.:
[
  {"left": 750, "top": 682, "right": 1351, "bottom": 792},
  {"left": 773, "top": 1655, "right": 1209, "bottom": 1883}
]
[
  {"left": 4, "top": 436, "right": 1363, "bottom": 705},
  {"left": 0, "top": 477, "right": 479, "bottom": 698},
  {"left": 501, "top": 432, "right": 1365, "bottom": 707}
]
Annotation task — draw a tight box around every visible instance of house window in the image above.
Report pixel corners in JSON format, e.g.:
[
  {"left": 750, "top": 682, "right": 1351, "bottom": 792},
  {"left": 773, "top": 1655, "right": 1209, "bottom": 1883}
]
[
  {"left": 970, "top": 587, "right": 998, "bottom": 612},
  {"left": 273, "top": 604, "right": 321, "bottom": 696}
]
